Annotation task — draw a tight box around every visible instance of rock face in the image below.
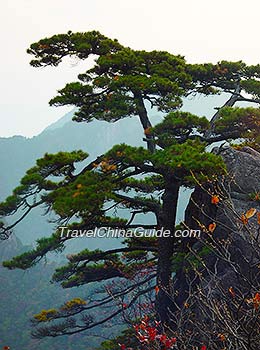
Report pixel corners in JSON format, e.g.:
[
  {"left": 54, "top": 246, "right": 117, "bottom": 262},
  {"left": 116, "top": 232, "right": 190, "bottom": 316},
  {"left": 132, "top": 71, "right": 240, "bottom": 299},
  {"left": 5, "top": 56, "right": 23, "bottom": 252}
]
[
  {"left": 217, "top": 146, "right": 260, "bottom": 194},
  {"left": 185, "top": 145, "right": 260, "bottom": 235},
  {"left": 187, "top": 146, "right": 260, "bottom": 235},
  {"left": 173, "top": 146, "right": 260, "bottom": 347}
]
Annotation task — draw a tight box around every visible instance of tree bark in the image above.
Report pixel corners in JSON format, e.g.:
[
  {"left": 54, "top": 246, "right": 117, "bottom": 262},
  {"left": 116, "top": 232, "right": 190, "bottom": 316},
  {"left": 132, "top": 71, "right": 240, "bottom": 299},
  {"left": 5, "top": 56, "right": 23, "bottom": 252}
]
[
  {"left": 204, "top": 83, "right": 241, "bottom": 138},
  {"left": 134, "top": 91, "right": 155, "bottom": 152},
  {"left": 156, "top": 176, "right": 180, "bottom": 325},
  {"left": 209, "top": 92, "right": 240, "bottom": 127}
]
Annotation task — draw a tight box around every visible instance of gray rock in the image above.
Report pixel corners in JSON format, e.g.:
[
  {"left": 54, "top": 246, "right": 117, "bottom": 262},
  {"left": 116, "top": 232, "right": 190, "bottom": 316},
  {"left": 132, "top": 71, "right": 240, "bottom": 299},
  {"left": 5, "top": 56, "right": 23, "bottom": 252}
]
[
  {"left": 213, "top": 145, "right": 260, "bottom": 194},
  {"left": 173, "top": 146, "right": 260, "bottom": 347}
]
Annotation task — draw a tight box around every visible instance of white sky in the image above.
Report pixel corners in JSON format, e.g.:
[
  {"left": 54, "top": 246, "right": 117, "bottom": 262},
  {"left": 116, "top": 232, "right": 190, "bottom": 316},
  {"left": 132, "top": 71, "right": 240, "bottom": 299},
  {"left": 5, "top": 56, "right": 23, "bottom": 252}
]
[{"left": 1, "top": 0, "right": 260, "bottom": 137}]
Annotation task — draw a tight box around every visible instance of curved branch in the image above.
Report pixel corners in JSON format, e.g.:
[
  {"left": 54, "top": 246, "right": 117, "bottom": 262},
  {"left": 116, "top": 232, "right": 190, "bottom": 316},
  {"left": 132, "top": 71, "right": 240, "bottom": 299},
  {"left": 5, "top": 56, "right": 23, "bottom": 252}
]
[
  {"left": 32, "top": 285, "right": 155, "bottom": 338},
  {"left": 0, "top": 199, "right": 44, "bottom": 239}
]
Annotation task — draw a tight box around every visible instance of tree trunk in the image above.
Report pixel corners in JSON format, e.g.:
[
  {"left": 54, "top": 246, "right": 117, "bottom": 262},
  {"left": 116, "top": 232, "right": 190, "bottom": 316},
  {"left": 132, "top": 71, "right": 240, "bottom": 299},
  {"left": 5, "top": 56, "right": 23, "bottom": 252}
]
[
  {"left": 133, "top": 91, "right": 155, "bottom": 152},
  {"left": 205, "top": 83, "right": 241, "bottom": 138},
  {"left": 210, "top": 93, "right": 239, "bottom": 127},
  {"left": 156, "top": 177, "right": 180, "bottom": 325}
]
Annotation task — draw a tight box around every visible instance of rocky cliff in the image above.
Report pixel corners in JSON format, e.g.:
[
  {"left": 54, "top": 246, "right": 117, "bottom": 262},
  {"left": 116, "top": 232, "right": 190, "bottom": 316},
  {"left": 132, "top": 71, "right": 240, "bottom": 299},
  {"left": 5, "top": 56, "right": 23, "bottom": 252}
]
[{"left": 172, "top": 146, "right": 260, "bottom": 347}]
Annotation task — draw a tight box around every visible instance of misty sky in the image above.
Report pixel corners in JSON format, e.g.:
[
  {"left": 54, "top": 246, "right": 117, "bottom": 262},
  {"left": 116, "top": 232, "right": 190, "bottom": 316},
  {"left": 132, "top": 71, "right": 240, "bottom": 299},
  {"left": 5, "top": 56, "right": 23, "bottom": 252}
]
[{"left": 1, "top": 0, "right": 260, "bottom": 137}]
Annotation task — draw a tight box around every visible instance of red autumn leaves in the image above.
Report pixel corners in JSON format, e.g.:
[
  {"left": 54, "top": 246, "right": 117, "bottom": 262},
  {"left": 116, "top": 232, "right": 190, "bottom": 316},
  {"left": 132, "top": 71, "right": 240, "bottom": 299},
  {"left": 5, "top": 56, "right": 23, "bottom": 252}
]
[
  {"left": 135, "top": 323, "right": 177, "bottom": 348},
  {"left": 211, "top": 195, "right": 220, "bottom": 205},
  {"left": 208, "top": 222, "right": 217, "bottom": 233},
  {"left": 120, "top": 316, "right": 177, "bottom": 349},
  {"left": 246, "top": 292, "right": 260, "bottom": 310},
  {"left": 229, "top": 286, "right": 260, "bottom": 311},
  {"left": 208, "top": 194, "right": 220, "bottom": 233},
  {"left": 253, "top": 292, "right": 260, "bottom": 310}
]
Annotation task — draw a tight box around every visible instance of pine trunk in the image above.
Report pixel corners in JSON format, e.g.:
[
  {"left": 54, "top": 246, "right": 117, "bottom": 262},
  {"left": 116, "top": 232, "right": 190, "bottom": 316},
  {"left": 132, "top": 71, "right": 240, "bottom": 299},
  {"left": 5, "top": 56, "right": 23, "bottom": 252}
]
[{"left": 156, "top": 176, "right": 180, "bottom": 324}]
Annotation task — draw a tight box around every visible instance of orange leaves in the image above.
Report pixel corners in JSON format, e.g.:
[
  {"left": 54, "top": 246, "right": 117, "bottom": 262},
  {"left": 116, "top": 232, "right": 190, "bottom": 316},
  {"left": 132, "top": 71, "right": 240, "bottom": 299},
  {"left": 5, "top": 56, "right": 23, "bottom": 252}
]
[
  {"left": 144, "top": 127, "right": 152, "bottom": 136},
  {"left": 184, "top": 301, "right": 189, "bottom": 309},
  {"left": 211, "top": 195, "right": 220, "bottom": 205},
  {"left": 245, "top": 208, "right": 257, "bottom": 219},
  {"left": 254, "top": 192, "right": 260, "bottom": 201},
  {"left": 38, "top": 44, "right": 49, "bottom": 50},
  {"left": 72, "top": 191, "right": 81, "bottom": 198},
  {"left": 253, "top": 292, "right": 260, "bottom": 310},
  {"left": 116, "top": 151, "right": 124, "bottom": 157},
  {"left": 101, "top": 162, "right": 117, "bottom": 172},
  {"left": 155, "top": 285, "right": 160, "bottom": 295},
  {"left": 93, "top": 158, "right": 117, "bottom": 173},
  {"left": 208, "top": 222, "right": 217, "bottom": 233},
  {"left": 218, "top": 333, "right": 226, "bottom": 342},
  {"left": 214, "top": 66, "right": 228, "bottom": 75},
  {"left": 258, "top": 212, "right": 260, "bottom": 225},
  {"left": 240, "top": 214, "right": 249, "bottom": 225},
  {"left": 113, "top": 75, "right": 119, "bottom": 81},
  {"left": 240, "top": 207, "right": 258, "bottom": 225},
  {"left": 228, "top": 287, "right": 236, "bottom": 298},
  {"left": 72, "top": 184, "right": 84, "bottom": 198},
  {"left": 246, "top": 292, "right": 260, "bottom": 310}
]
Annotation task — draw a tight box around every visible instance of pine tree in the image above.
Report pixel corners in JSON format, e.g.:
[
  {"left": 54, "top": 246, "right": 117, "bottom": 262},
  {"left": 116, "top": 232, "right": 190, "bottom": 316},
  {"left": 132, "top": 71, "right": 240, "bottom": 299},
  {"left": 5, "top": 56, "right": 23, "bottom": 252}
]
[{"left": 1, "top": 31, "right": 260, "bottom": 336}]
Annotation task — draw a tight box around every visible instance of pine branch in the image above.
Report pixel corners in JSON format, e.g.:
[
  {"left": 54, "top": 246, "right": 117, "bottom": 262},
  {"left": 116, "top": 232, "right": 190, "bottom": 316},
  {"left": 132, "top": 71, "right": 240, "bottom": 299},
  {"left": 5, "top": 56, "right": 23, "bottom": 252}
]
[{"left": 32, "top": 285, "right": 155, "bottom": 338}]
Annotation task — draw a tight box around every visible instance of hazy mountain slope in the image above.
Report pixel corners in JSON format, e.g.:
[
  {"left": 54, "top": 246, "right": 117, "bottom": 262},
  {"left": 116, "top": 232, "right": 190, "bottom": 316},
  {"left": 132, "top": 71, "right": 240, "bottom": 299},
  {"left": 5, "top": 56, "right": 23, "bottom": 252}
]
[
  {"left": 0, "top": 114, "right": 150, "bottom": 244},
  {"left": 0, "top": 236, "right": 115, "bottom": 350}
]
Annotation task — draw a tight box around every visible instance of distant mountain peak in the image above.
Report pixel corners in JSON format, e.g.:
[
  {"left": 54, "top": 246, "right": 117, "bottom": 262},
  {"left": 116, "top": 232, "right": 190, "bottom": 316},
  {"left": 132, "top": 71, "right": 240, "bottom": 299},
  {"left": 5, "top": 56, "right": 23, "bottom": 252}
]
[{"left": 42, "top": 108, "right": 77, "bottom": 133}]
